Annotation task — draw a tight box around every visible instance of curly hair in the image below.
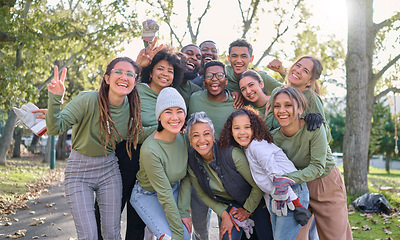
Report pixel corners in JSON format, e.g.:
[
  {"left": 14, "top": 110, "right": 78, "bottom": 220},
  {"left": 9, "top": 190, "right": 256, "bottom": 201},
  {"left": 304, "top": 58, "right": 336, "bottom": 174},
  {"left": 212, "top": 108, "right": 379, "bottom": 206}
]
[
  {"left": 219, "top": 106, "right": 273, "bottom": 148},
  {"left": 98, "top": 57, "right": 143, "bottom": 159},
  {"left": 140, "top": 45, "right": 185, "bottom": 88}
]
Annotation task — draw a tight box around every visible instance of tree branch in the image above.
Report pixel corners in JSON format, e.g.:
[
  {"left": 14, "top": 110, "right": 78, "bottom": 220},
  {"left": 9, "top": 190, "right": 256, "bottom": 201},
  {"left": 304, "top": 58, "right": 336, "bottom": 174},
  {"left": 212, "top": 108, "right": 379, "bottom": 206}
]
[
  {"left": 193, "top": 0, "right": 211, "bottom": 44},
  {"left": 375, "top": 87, "right": 400, "bottom": 102},
  {"left": 157, "top": 0, "right": 183, "bottom": 47},
  {"left": 0, "top": 31, "right": 16, "bottom": 42},
  {"left": 374, "top": 11, "right": 400, "bottom": 34},
  {"left": 37, "top": 45, "right": 89, "bottom": 92},
  {"left": 49, "top": 30, "right": 87, "bottom": 40},
  {"left": 253, "top": 0, "right": 303, "bottom": 68},
  {"left": 254, "top": 24, "right": 289, "bottom": 68},
  {"left": 372, "top": 52, "right": 400, "bottom": 84},
  {"left": 240, "top": 0, "right": 260, "bottom": 38}
]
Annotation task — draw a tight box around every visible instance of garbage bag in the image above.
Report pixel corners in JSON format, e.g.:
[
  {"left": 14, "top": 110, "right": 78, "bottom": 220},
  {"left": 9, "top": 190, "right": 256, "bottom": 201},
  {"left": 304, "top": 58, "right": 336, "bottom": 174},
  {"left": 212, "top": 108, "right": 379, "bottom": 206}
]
[{"left": 352, "top": 193, "right": 390, "bottom": 214}]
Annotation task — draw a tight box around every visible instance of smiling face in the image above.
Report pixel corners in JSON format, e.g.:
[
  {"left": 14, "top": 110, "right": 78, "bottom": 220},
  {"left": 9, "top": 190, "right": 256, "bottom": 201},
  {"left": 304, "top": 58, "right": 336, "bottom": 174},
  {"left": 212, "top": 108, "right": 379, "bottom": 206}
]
[
  {"left": 287, "top": 58, "right": 314, "bottom": 91},
  {"left": 158, "top": 107, "right": 186, "bottom": 135},
  {"left": 227, "top": 46, "right": 254, "bottom": 78},
  {"left": 239, "top": 76, "right": 265, "bottom": 105},
  {"left": 200, "top": 42, "right": 218, "bottom": 65},
  {"left": 189, "top": 122, "right": 215, "bottom": 161},
  {"left": 232, "top": 114, "right": 253, "bottom": 148},
  {"left": 105, "top": 61, "right": 137, "bottom": 103},
  {"left": 273, "top": 92, "right": 303, "bottom": 128},
  {"left": 203, "top": 65, "right": 228, "bottom": 101},
  {"left": 149, "top": 59, "right": 174, "bottom": 93},
  {"left": 182, "top": 45, "right": 201, "bottom": 72}
]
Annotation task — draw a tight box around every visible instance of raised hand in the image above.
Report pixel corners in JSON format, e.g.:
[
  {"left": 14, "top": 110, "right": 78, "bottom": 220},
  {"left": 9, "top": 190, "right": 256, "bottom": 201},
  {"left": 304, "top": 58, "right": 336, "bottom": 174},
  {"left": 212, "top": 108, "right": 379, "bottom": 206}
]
[
  {"left": 48, "top": 65, "right": 67, "bottom": 96},
  {"left": 136, "top": 36, "right": 164, "bottom": 68},
  {"left": 267, "top": 59, "right": 286, "bottom": 77}
]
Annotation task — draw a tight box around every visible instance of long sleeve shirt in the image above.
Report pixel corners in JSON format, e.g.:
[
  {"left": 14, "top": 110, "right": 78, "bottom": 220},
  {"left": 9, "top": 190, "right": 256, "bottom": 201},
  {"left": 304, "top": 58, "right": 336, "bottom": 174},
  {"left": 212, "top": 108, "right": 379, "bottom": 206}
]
[
  {"left": 271, "top": 123, "right": 335, "bottom": 184},
  {"left": 136, "top": 132, "right": 190, "bottom": 240},
  {"left": 46, "top": 91, "right": 130, "bottom": 156},
  {"left": 244, "top": 140, "right": 297, "bottom": 194},
  {"left": 188, "top": 90, "right": 235, "bottom": 139}
]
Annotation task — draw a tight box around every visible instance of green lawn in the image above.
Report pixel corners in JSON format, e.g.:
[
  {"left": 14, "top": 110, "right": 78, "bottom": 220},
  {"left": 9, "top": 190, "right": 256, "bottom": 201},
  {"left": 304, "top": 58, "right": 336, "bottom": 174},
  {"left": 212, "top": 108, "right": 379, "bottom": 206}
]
[
  {"left": 0, "top": 158, "right": 65, "bottom": 217},
  {"left": 341, "top": 166, "right": 400, "bottom": 239}
]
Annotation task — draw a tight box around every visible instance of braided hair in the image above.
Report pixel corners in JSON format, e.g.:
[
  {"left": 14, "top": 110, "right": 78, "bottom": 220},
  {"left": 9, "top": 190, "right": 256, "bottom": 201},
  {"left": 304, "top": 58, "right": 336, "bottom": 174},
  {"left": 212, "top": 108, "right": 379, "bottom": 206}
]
[{"left": 98, "top": 57, "right": 142, "bottom": 158}]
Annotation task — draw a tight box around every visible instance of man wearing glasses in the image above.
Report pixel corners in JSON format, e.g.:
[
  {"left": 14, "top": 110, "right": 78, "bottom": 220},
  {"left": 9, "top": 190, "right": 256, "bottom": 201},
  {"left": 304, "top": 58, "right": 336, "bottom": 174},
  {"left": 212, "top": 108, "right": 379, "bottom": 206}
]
[{"left": 188, "top": 60, "right": 235, "bottom": 139}]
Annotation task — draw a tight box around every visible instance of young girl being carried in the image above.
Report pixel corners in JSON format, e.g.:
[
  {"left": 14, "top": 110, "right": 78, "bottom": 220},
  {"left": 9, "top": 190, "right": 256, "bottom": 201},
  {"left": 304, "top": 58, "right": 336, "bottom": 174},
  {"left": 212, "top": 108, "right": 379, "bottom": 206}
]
[{"left": 219, "top": 106, "right": 311, "bottom": 240}]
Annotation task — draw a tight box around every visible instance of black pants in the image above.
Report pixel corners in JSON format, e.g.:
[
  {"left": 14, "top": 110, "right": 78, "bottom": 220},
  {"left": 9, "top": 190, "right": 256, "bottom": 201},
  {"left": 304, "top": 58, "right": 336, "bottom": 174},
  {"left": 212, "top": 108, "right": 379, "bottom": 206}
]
[{"left": 96, "top": 141, "right": 145, "bottom": 240}]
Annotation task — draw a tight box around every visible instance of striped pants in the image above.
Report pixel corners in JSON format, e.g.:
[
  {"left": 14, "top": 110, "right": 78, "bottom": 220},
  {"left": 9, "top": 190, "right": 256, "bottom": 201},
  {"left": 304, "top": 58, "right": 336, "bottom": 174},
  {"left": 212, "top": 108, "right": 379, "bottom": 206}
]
[{"left": 65, "top": 150, "right": 122, "bottom": 240}]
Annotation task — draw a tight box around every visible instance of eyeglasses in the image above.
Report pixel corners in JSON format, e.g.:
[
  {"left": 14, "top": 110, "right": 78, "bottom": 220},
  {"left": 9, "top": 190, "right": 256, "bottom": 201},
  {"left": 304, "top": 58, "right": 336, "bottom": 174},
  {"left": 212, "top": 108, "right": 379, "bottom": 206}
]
[
  {"left": 111, "top": 69, "right": 137, "bottom": 79},
  {"left": 205, "top": 72, "right": 225, "bottom": 80}
]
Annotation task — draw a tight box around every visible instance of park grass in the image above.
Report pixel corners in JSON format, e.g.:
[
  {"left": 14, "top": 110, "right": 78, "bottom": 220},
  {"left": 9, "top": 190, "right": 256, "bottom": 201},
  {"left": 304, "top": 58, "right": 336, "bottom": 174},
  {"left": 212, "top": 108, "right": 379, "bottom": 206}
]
[
  {"left": 337, "top": 166, "right": 400, "bottom": 239},
  {"left": 0, "top": 157, "right": 65, "bottom": 217}
]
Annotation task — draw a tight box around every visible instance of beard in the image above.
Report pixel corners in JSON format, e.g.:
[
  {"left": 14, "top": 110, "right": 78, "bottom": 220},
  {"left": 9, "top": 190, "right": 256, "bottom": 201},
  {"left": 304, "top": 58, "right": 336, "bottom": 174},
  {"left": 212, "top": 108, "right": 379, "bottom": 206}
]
[{"left": 184, "top": 66, "right": 200, "bottom": 80}]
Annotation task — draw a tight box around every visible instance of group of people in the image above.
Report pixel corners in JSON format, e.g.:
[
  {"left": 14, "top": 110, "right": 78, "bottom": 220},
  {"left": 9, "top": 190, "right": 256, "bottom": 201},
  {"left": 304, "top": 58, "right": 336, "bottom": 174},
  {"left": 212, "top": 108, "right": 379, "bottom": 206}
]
[{"left": 44, "top": 37, "right": 353, "bottom": 240}]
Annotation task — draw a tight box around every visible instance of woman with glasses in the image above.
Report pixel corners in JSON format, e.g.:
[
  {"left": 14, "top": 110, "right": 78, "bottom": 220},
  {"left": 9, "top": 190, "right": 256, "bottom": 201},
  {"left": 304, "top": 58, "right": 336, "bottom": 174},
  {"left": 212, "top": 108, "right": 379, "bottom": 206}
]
[{"left": 46, "top": 57, "right": 142, "bottom": 239}]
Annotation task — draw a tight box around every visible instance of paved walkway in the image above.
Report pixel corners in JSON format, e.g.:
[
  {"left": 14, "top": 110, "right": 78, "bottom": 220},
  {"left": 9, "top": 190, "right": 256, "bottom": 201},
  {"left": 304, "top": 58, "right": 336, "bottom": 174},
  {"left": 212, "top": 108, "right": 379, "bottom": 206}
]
[{"left": 0, "top": 181, "right": 220, "bottom": 239}]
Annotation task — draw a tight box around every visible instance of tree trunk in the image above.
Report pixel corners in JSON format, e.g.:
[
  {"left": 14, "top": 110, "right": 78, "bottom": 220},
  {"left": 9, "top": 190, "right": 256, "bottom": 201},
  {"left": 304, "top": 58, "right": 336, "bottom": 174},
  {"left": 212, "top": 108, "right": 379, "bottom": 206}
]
[
  {"left": 385, "top": 151, "right": 391, "bottom": 174},
  {"left": 0, "top": 110, "right": 18, "bottom": 165},
  {"left": 12, "top": 126, "right": 23, "bottom": 157},
  {"left": 29, "top": 134, "right": 40, "bottom": 152},
  {"left": 343, "top": 0, "right": 371, "bottom": 195},
  {"left": 43, "top": 134, "right": 51, "bottom": 163},
  {"left": 56, "top": 131, "right": 67, "bottom": 160}
]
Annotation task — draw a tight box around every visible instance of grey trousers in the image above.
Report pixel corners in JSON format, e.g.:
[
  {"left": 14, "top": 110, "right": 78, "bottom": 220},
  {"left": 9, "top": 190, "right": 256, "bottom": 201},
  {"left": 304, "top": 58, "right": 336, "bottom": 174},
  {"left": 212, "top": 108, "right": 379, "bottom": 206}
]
[{"left": 65, "top": 150, "right": 122, "bottom": 240}]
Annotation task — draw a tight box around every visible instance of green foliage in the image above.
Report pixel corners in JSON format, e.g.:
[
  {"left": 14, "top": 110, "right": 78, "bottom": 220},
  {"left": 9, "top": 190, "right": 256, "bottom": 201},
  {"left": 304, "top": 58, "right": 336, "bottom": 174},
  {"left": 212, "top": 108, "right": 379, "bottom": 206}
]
[
  {"left": 325, "top": 97, "right": 346, "bottom": 152},
  {"left": 369, "top": 100, "right": 396, "bottom": 157},
  {"left": 0, "top": 0, "right": 140, "bottom": 110},
  {"left": 291, "top": 26, "right": 346, "bottom": 83}
]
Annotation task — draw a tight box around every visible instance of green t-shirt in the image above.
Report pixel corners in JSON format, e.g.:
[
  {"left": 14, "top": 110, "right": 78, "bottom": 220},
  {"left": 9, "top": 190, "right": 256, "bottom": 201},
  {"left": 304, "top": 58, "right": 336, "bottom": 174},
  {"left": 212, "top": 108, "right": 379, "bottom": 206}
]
[
  {"left": 271, "top": 123, "right": 335, "bottom": 184},
  {"left": 176, "top": 80, "right": 202, "bottom": 111},
  {"left": 46, "top": 91, "right": 130, "bottom": 156},
  {"left": 137, "top": 83, "right": 159, "bottom": 127},
  {"left": 225, "top": 64, "right": 282, "bottom": 95},
  {"left": 188, "top": 147, "right": 263, "bottom": 216},
  {"left": 188, "top": 90, "right": 235, "bottom": 139},
  {"left": 136, "top": 132, "right": 190, "bottom": 240}
]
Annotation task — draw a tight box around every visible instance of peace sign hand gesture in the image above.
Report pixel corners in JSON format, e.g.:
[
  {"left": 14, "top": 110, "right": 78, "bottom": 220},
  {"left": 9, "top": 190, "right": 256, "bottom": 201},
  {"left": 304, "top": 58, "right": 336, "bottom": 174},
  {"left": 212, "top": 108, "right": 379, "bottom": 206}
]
[
  {"left": 136, "top": 36, "right": 164, "bottom": 68},
  {"left": 48, "top": 65, "right": 67, "bottom": 96}
]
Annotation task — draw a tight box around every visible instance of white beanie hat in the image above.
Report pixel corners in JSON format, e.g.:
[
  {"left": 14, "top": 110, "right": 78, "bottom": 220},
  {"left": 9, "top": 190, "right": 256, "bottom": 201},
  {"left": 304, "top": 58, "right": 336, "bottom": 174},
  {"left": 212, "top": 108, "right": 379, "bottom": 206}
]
[{"left": 155, "top": 87, "right": 187, "bottom": 120}]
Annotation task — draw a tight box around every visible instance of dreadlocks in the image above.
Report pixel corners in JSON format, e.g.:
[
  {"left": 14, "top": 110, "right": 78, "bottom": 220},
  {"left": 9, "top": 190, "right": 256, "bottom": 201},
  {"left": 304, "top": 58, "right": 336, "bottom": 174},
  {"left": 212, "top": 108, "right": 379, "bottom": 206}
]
[{"left": 98, "top": 57, "right": 143, "bottom": 159}]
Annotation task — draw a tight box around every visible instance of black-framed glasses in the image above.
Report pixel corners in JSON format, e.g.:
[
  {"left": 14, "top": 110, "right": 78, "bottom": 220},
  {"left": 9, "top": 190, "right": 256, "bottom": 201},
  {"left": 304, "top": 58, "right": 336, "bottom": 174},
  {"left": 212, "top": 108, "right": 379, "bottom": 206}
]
[
  {"left": 205, "top": 72, "right": 225, "bottom": 80},
  {"left": 111, "top": 69, "right": 137, "bottom": 79}
]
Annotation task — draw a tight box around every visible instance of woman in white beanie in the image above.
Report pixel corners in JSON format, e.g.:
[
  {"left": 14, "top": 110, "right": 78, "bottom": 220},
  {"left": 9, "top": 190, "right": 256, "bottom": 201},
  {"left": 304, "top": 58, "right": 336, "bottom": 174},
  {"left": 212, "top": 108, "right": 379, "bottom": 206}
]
[{"left": 130, "top": 87, "right": 192, "bottom": 240}]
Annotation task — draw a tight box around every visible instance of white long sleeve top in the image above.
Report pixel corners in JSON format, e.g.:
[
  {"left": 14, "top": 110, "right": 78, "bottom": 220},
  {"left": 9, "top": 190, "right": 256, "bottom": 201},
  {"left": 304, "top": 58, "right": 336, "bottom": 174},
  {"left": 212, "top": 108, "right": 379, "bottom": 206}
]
[{"left": 244, "top": 139, "right": 298, "bottom": 195}]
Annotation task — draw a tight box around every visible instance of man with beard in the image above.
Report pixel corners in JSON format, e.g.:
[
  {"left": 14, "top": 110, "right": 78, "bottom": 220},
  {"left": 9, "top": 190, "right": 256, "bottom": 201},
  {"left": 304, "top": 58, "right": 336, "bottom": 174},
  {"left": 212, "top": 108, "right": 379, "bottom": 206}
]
[
  {"left": 176, "top": 44, "right": 203, "bottom": 109},
  {"left": 191, "top": 40, "right": 218, "bottom": 88}
]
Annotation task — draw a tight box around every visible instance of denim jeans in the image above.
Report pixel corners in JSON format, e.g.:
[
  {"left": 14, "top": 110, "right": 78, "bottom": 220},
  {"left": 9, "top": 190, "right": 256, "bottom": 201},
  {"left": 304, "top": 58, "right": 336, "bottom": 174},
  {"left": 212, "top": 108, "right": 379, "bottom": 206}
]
[
  {"left": 191, "top": 186, "right": 211, "bottom": 240},
  {"left": 269, "top": 182, "right": 309, "bottom": 240},
  {"left": 130, "top": 181, "right": 191, "bottom": 240}
]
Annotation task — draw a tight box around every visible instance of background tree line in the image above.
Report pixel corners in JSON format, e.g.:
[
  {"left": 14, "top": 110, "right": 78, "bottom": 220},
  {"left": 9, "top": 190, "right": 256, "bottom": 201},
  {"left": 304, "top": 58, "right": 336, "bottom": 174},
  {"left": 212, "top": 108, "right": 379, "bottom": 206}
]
[{"left": 0, "top": 0, "right": 399, "bottom": 197}]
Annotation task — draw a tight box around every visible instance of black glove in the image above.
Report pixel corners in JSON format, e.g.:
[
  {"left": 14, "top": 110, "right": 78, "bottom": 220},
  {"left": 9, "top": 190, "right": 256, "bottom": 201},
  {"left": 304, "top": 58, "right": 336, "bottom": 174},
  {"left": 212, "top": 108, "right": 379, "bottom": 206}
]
[
  {"left": 304, "top": 113, "right": 324, "bottom": 131},
  {"left": 294, "top": 206, "right": 312, "bottom": 226}
]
